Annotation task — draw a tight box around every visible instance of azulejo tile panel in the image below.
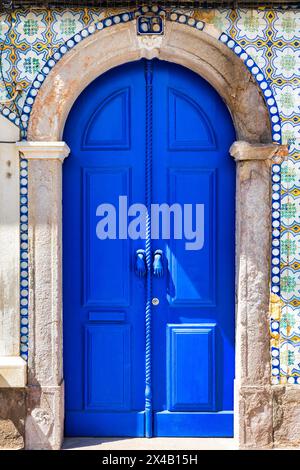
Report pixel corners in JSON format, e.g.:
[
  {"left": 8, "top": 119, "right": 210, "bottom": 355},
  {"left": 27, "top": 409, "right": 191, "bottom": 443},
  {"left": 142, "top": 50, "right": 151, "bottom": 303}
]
[{"left": 0, "top": 5, "right": 299, "bottom": 383}]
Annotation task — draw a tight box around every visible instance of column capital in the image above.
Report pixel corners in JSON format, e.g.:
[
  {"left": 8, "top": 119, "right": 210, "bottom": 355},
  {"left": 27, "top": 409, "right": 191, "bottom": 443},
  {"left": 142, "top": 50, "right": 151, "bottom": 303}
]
[
  {"left": 230, "top": 140, "right": 288, "bottom": 164},
  {"left": 16, "top": 141, "right": 70, "bottom": 161}
]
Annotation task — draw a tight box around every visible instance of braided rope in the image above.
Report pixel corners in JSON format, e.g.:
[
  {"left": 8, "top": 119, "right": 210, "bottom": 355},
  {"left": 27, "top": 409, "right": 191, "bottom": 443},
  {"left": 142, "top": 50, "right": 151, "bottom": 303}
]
[{"left": 144, "top": 59, "right": 153, "bottom": 438}]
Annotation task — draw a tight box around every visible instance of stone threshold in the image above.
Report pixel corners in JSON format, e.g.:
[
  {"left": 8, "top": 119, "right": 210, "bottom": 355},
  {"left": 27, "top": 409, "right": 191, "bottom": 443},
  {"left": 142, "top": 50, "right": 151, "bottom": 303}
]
[{"left": 63, "top": 437, "right": 237, "bottom": 450}]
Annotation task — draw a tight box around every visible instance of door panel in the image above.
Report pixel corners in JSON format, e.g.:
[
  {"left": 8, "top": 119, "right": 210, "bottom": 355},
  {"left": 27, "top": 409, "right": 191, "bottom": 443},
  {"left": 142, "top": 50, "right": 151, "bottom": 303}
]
[
  {"left": 63, "top": 61, "right": 146, "bottom": 436},
  {"left": 168, "top": 88, "right": 216, "bottom": 150},
  {"left": 151, "top": 61, "right": 235, "bottom": 435},
  {"left": 83, "top": 167, "right": 131, "bottom": 306},
  {"left": 166, "top": 324, "right": 216, "bottom": 411},
  {"left": 85, "top": 324, "right": 131, "bottom": 410},
  {"left": 167, "top": 168, "right": 216, "bottom": 306},
  {"left": 82, "top": 88, "right": 130, "bottom": 149},
  {"left": 63, "top": 59, "right": 235, "bottom": 438}
]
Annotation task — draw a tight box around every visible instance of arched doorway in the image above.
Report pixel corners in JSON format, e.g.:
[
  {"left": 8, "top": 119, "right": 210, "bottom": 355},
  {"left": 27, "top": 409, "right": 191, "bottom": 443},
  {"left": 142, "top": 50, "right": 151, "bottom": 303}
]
[{"left": 17, "top": 20, "right": 288, "bottom": 449}]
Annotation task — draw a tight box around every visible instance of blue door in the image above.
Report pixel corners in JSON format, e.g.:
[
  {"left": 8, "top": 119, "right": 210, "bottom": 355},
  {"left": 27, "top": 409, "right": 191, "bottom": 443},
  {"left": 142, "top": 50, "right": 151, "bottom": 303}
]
[{"left": 63, "top": 59, "right": 235, "bottom": 437}]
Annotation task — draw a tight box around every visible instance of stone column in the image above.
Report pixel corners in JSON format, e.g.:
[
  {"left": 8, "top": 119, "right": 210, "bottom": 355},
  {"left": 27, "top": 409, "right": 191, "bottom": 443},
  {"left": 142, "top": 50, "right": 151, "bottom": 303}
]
[
  {"left": 230, "top": 141, "right": 288, "bottom": 449},
  {"left": 16, "top": 142, "right": 70, "bottom": 450}
]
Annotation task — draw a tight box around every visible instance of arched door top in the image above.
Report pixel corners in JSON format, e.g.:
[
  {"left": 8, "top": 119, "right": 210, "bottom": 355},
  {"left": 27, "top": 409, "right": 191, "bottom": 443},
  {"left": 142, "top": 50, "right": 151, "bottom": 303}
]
[{"left": 27, "top": 16, "right": 272, "bottom": 144}]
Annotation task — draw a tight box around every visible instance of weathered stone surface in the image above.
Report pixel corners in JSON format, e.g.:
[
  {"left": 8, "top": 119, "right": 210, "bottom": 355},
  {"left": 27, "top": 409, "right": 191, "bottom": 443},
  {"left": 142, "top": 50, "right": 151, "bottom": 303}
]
[
  {"left": 0, "top": 388, "right": 25, "bottom": 449},
  {"left": 0, "top": 357, "right": 27, "bottom": 388},
  {"left": 236, "top": 386, "right": 273, "bottom": 449},
  {"left": 273, "top": 385, "right": 300, "bottom": 448},
  {"left": 230, "top": 141, "right": 288, "bottom": 163},
  {"left": 232, "top": 145, "right": 273, "bottom": 389},
  {"left": 26, "top": 158, "right": 64, "bottom": 387},
  {"left": 0, "top": 135, "right": 20, "bottom": 357},
  {"left": 25, "top": 384, "right": 64, "bottom": 450}
]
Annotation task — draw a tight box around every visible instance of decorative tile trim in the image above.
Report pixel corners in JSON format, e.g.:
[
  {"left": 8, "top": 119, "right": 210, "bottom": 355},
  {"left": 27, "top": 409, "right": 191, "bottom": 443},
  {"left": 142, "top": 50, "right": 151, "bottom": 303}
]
[
  {"left": 14, "top": 6, "right": 284, "bottom": 383},
  {"left": 270, "top": 162, "right": 282, "bottom": 384},
  {"left": 19, "top": 156, "right": 29, "bottom": 361}
]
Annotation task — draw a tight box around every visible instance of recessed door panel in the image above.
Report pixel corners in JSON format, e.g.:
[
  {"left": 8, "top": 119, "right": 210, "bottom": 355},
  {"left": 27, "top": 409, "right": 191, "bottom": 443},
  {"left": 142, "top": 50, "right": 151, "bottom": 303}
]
[
  {"left": 167, "top": 168, "right": 216, "bottom": 307},
  {"left": 83, "top": 167, "right": 130, "bottom": 307},
  {"left": 85, "top": 324, "right": 131, "bottom": 410},
  {"left": 167, "top": 324, "right": 216, "bottom": 411},
  {"left": 168, "top": 88, "right": 216, "bottom": 150},
  {"left": 83, "top": 88, "right": 130, "bottom": 149}
]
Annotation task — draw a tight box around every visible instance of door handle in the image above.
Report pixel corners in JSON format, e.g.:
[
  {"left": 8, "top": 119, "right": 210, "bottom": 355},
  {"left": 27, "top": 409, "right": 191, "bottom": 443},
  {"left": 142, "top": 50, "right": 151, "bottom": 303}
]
[
  {"left": 135, "top": 249, "right": 147, "bottom": 277},
  {"left": 153, "top": 250, "right": 163, "bottom": 278}
]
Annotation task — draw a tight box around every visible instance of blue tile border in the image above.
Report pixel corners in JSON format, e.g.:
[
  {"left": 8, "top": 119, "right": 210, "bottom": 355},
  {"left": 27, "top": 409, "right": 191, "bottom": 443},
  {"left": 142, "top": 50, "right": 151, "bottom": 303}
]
[
  {"left": 15, "top": 6, "right": 283, "bottom": 384},
  {"left": 19, "top": 157, "right": 29, "bottom": 361}
]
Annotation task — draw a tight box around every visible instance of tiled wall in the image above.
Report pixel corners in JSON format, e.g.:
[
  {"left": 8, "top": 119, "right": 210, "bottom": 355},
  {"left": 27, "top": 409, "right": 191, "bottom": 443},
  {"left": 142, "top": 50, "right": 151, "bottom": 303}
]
[{"left": 0, "top": 6, "right": 299, "bottom": 382}]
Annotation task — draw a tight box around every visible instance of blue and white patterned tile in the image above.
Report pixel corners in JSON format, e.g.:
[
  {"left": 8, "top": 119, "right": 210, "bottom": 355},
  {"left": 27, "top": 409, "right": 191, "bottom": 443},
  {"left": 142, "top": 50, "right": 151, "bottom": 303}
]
[
  {"left": 280, "top": 340, "right": 300, "bottom": 376},
  {"left": 273, "top": 84, "right": 300, "bottom": 118},
  {"left": 273, "top": 9, "right": 300, "bottom": 41},
  {"left": 243, "top": 44, "right": 268, "bottom": 71},
  {"left": 281, "top": 267, "right": 300, "bottom": 302},
  {"left": 281, "top": 121, "right": 300, "bottom": 151},
  {"left": 14, "top": 10, "right": 48, "bottom": 46},
  {"left": 0, "top": 13, "right": 10, "bottom": 41},
  {"left": 0, "top": 49, "right": 13, "bottom": 101},
  {"left": 51, "top": 10, "right": 86, "bottom": 44},
  {"left": 281, "top": 304, "right": 300, "bottom": 341},
  {"left": 235, "top": 9, "right": 268, "bottom": 41},
  {"left": 15, "top": 48, "right": 48, "bottom": 82},
  {"left": 281, "top": 193, "right": 300, "bottom": 227},
  {"left": 271, "top": 46, "right": 300, "bottom": 80},
  {"left": 280, "top": 160, "right": 296, "bottom": 191},
  {"left": 280, "top": 230, "right": 300, "bottom": 264},
  {"left": 207, "top": 9, "right": 232, "bottom": 32}
]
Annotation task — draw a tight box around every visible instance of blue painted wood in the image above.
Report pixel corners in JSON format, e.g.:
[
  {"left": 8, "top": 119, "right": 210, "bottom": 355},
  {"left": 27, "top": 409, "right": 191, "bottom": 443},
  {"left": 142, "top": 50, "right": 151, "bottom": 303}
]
[
  {"left": 83, "top": 167, "right": 130, "bottom": 307},
  {"left": 63, "top": 61, "right": 146, "bottom": 437},
  {"left": 82, "top": 88, "right": 130, "bottom": 149},
  {"left": 167, "top": 325, "right": 216, "bottom": 411},
  {"left": 167, "top": 168, "right": 216, "bottom": 306},
  {"left": 63, "top": 59, "right": 235, "bottom": 437},
  {"left": 151, "top": 60, "right": 235, "bottom": 437},
  {"left": 88, "top": 311, "right": 125, "bottom": 322},
  {"left": 168, "top": 88, "right": 216, "bottom": 150},
  {"left": 154, "top": 411, "right": 233, "bottom": 437},
  {"left": 67, "top": 412, "right": 145, "bottom": 437},
  {"left": 85, "top": 324, "right": 131, "bottom": 410}
]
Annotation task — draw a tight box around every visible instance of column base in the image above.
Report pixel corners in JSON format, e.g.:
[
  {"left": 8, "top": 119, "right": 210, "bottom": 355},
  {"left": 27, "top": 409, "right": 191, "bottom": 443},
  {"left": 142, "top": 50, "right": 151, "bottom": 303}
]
[
  {"left": 25, "top": 383, "right": 64, "bottom": 450},
  {"left": 235, "top": 384, "right": 273, "bottom": 449}
]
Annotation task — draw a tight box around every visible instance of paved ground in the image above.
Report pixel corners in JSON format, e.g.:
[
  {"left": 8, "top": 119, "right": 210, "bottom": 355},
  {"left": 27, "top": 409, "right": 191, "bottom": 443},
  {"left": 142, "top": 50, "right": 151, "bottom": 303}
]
[{"left": 63, "top": 437, "right": 237, "bottom": 450}]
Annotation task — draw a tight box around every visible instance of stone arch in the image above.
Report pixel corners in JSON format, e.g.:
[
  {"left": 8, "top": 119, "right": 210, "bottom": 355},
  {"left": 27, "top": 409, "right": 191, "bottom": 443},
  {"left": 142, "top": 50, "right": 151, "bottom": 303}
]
[{"left": 27, "top": 20, "right": 272, "bottom": 143}]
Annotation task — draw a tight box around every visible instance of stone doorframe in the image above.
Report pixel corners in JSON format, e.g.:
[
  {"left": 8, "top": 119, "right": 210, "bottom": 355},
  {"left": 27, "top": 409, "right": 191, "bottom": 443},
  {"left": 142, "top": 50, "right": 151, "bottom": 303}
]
[{"left": 16, "top": 20, "right": 291, "bottom": 449}]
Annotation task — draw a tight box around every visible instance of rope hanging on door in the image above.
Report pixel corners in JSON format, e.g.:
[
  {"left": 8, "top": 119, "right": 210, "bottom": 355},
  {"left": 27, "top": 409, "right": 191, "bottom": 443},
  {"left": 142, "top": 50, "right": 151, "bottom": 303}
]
[{"left": 144, "top": 59, "right": 153, "bottom": 438}]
